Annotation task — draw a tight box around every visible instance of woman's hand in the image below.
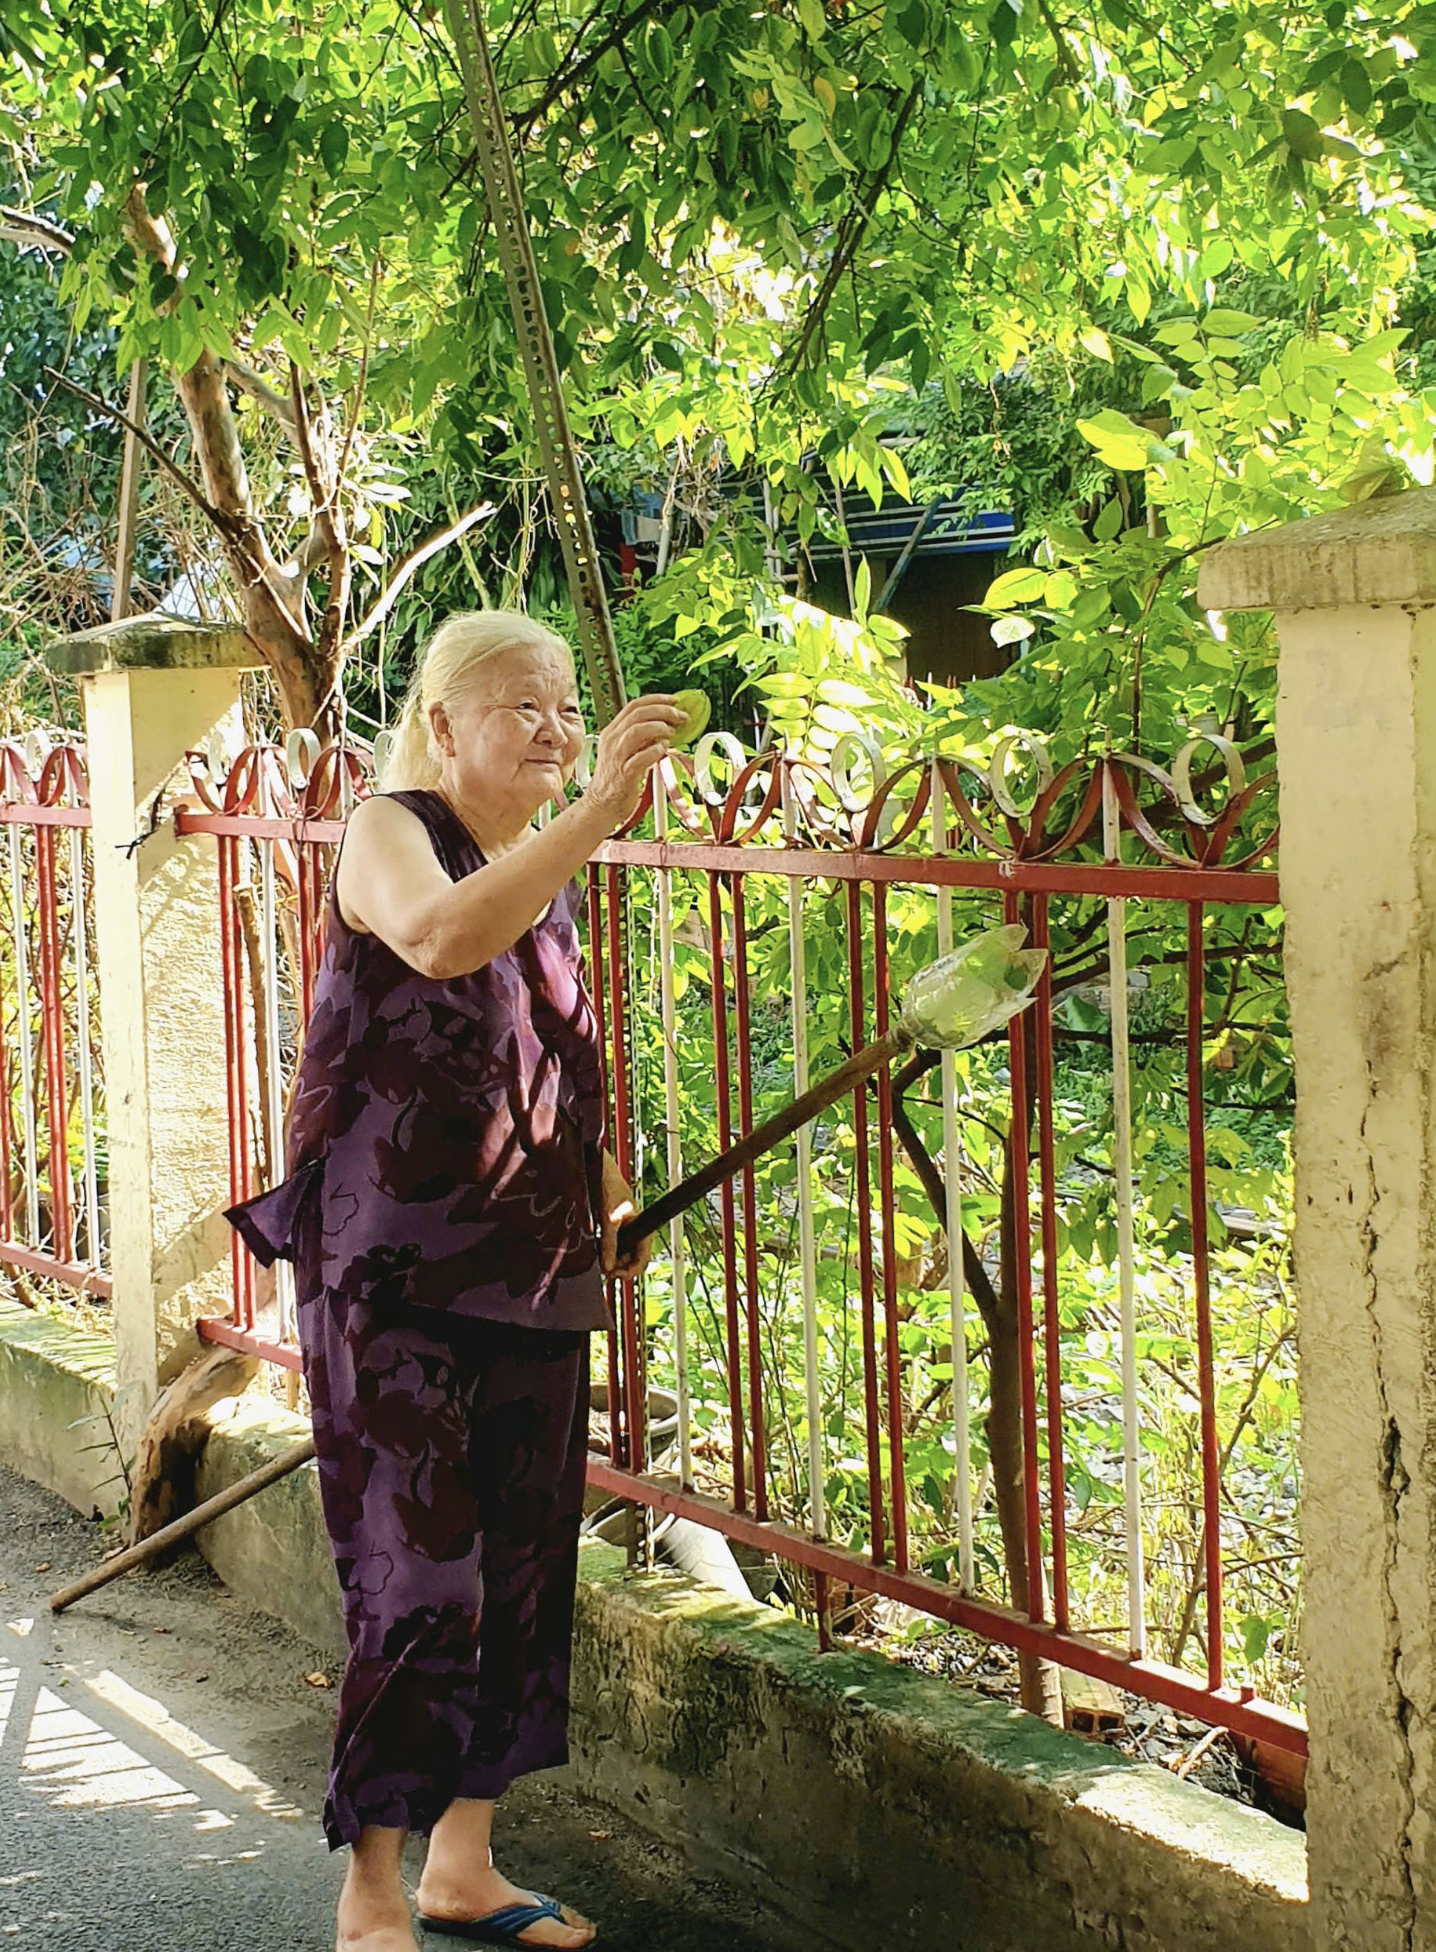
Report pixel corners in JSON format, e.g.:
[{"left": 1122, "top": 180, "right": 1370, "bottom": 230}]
[
  {"left": 600, "top": 1150, "right": 651, "bottom": 1280},
  {"left": 585, "top": 695, "right": 686, "bottom": 828}
]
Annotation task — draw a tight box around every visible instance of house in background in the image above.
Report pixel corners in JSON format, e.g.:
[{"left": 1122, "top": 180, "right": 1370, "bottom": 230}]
[
  {"left": 794, "top": 495, "right": 1015, "bottom": 689},
  {"left": 614, "top": 487, "right": 1016, "bottom": 690}
]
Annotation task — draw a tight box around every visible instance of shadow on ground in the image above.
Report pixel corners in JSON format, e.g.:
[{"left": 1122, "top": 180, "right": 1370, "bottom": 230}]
[{"left": 0, "top": 1462, "right": 833, "bottom": 1952}]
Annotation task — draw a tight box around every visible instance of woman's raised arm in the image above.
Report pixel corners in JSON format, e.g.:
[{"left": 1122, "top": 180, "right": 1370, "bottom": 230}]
[{"left": 337, "top": 695, "right": 683, "bottom": 979}]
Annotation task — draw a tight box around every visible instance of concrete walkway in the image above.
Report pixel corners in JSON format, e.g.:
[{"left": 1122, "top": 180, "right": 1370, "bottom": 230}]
[{"left": 0, "top": 1462, "right": 830, "bottom": 1951}]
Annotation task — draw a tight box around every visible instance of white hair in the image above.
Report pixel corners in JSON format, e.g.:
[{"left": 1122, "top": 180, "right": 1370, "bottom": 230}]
[{"left": 379, "top": 610, "right": 574, "bottom": 791}]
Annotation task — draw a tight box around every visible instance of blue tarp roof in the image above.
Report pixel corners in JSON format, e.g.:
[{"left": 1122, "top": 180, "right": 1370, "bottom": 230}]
[{"left": 801, "top": 501, "right": 1013, "bottom": 563}]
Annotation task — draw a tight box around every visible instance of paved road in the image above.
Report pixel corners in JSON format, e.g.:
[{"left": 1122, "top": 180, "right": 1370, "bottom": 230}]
[{"left": 0, "top": 1462, "right": 828, "bottom": 1952}]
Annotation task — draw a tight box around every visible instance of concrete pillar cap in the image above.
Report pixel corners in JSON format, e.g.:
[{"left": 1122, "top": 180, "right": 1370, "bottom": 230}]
[
  {"left": 1197, "top": 485, "right": 1436, "bottom": 616},
  {"left": 45, "top": 613, "right": 264, "bottom": 676}
]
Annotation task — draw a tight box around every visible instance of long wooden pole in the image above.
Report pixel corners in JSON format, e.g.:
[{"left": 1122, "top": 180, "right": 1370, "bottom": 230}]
[
  {"left": 441, "top": 0, "right": 626, "bottom": 726},
  {"left": 110, "top": 358, "right": 147, "bottom": 622},
  {"left": 617, "top": 1022, "right": 914, "bottom": 1258},
  {"left": 49, "top": 1437, "right": 316, "bottom": 1614}
]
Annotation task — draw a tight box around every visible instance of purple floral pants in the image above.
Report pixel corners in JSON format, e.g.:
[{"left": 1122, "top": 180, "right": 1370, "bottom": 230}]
[{"left": 297, "top": 1288, "right": 590, "bottom": 1850}]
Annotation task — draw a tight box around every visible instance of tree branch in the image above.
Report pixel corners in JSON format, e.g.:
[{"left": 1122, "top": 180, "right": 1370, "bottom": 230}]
[
  {"left": 890, "top": 1048, "right": 1003, "bottom": 1336},
  {"left": 0, "top": 206, "right": 74, "bottom": 255},
  {"left": 346, "top": 502, "right": 497, "bottom": 650},
  {"left": 288, "top": 362, "right": 350, "bottom": 670},
  {"left": 781, "top": 76, "right": 924, "bottom": 378},
  {"left": 222, "top": 358, "right": 299, "bottom": 437},
  {"left": 513, "top": 0, "right": 658, "bottom": 136},
  {"left": 333, "top": 255, "right": 382, "bottom": 505},
  {"left": 41, "top": 366, "right": 230, "bottom": 531}
]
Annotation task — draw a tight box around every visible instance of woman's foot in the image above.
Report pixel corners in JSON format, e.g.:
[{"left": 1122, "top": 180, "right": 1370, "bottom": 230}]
[
  {"left": 337, "top": 1842, "right": 419, "bottom": 1952},
  {"left": 415, "top": 1860, "right": 596, "bottom": 1949}
]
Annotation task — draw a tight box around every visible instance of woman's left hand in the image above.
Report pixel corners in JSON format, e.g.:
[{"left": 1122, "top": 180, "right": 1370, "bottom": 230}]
[{"left": 600, "top": 1151, "right": 651, "bottom": 1279}]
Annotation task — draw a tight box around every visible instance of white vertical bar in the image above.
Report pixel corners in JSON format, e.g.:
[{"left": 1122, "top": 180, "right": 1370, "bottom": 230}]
[
  {"left": 932, "top": 760, "right": 974, "bottom": 1590},
  {"left": 782, "top": 762, "right": 826, "bottom": 1540},
  {"left": 1103, "top": 758, "right": 1146, "bottom": 1658},
  {"left": 9, "top": 826, "right": 39, "bottom": 1244},
  {"left": 68, "top": 826, "right": 101, "bottom": 1267},
  {"left": 654, "top": 772, "right": 692, "bottom": 1487},
  {"left": 259, "top": 817, "right": 295, "bottom": 1340}
]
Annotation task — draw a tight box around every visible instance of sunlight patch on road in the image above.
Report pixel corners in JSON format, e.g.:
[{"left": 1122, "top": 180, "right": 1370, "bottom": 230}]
[
  {"left": 22, "top": 1686, "right": 200, "bottom": 1812},
  {"left": 86, "top": 1667, "right": 303, "bottom": 1819},
  {"left": 0, "top": 1659, "right": 18, "bottom": 1750}
]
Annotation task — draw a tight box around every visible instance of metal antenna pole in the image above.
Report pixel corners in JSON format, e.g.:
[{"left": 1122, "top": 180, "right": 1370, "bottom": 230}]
[{"left": 442, "top": 0, "right": 627, "bottom": 726}]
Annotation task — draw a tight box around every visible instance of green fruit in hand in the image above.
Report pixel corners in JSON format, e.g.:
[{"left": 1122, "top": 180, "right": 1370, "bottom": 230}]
[{"left": 670, "top": 688, "right": 712, "bottom": 749}]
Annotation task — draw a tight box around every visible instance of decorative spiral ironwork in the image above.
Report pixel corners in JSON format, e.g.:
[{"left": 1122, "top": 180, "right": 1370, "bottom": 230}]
[{"left": 183, "top": 726, "right": 1278, "bottom": 872}]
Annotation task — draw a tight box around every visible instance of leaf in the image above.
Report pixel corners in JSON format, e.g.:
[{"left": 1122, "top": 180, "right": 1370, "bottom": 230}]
[
  {"left": 798, "top": 0, "right": 827, "bottom": 37},
  {"left": 818, "top": 678, "right": 875, "bottom": 707},
  {"left": 989, "top": 0, "right": 1019, "bottom": 47},
  {"left": 1239, "top": 1615, "right": 1271, "bottom": 1663},
  {"left": 1203, "top": 308, "right": 1263, "bottom": 336},
  {"left": 1076, "top": 409, "right": 1153, "bottom": 472},
  {"left": 1341, "top": 57, "right": 1372, "bottom": 116},
  {"left": 984, "top": 565, "right": 1047, "bottom": 606},
  {"left": 319, "top": 121, "right": 349, "bottom": 177},
  {"left": 991, "top": 614, "right": 1035, "bottom": 646},
  {"left": 854, "top": 555, "right": 872, "bottom": 619},
  {"left": 1154, "top": 319, "right": 1199, "bottom": 347},
  {"left": 1281, "top": 108, "right": 1326, "bottom": 161},
  {"left": 898, "top": 0, "right": 928, "bottom": 46},
  {"left": 1079, "top": 326, "right": 1113, "bottom": 362}
]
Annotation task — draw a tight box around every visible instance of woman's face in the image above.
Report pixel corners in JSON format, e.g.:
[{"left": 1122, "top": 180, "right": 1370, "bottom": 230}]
[{"left": 430, "top": 642, "right": 586, "bottom": 826}]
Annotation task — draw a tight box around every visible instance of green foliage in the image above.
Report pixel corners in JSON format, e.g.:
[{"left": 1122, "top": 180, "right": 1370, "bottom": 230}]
[{"left": 7, "top": 0, "right": 1435, "bottom": 704}]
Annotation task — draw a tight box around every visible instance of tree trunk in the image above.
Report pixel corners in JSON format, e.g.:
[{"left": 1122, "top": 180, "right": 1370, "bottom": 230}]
[{"left": 122, "top": 187, "right": 341, "bottom": 735}]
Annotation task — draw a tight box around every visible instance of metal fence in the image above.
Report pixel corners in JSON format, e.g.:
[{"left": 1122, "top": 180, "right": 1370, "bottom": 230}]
[
  {"left": 0, "top": 738, "right": 108, "bottom": 1300},
  {"left": 178, "top": 725, "right": 1303, "bottom": 1759}
]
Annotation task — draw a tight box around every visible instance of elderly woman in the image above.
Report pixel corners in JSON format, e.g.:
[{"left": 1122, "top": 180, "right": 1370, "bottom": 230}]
[{"left": 227, "top": 612, "right": 683, "bottom": 1952}]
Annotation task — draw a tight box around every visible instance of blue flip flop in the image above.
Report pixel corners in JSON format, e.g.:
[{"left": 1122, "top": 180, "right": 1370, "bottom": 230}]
[{"left": 419, "top": 1893, "right": 593, "bottom": 1947}]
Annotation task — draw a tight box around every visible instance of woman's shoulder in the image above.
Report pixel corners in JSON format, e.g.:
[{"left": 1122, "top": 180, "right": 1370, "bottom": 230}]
[
  {"left": 346, "top": 790, "right": 468, "bottom": 864},
  {"left": 350, "top": 787, "right": 443, "bottom": 831}
]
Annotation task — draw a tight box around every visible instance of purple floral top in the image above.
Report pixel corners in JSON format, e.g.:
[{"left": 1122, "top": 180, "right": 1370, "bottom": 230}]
[{"left": 225, "top": 789, "right": 610, "bottom": 1332}]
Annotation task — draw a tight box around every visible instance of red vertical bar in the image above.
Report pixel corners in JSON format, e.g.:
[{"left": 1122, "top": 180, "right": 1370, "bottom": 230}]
[
  {"left": 217, "top": 836, "right": 253, "bottom": 1330},
  {"left": 1030, "top": 895, "right": 1069, "bottom": 1630},
  {"left": 0, "top": 872, "right": 13, "bottom": 1240},
  {"left": 586, "top": 869, "right": 622, "bottom": 1468},
  {"left": 730, "top": 874, "right": 768, "bottom": 1521},
  {"left": 708, "top": 870, "right": 748, "bottom": 1512},
  {"left": 1004, "top": 889, "right": 1045, "bottom": 1623},
  {"left": 33, "top": 826, "right": 73, "bottom": 1262},
  {"left": 606, "top": 862, "right": 646, "bottom": 1475},
  {"left": 847, "top": 881, "right": 887, "bottom": 1566},
  {"left": 1187, "top": 901, "right": 1223, "bottom": 1691},
  {"left": 871, "top": 885, "right": 909, "bottom": 1575}
]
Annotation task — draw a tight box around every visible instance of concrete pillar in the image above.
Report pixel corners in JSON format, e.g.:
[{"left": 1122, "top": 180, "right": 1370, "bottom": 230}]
[
  {"left": 1199, "top": 488, "right": 1436, "bottom": 1952},
  {"left": 46, "top": 617, "right": 264, "bottom": 1460}
]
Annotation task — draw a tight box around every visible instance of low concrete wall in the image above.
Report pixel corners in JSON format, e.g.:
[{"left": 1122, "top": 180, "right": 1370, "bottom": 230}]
[
  {"left": 0, "top": 1297, "right": 127, "bottom": 1517},
  {"left": 0, "top": 1297, "right": 1310, "bottom": 1952},
  {"left": 574, "top": 1556, "right": 1308, "bottom": 1952}
]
